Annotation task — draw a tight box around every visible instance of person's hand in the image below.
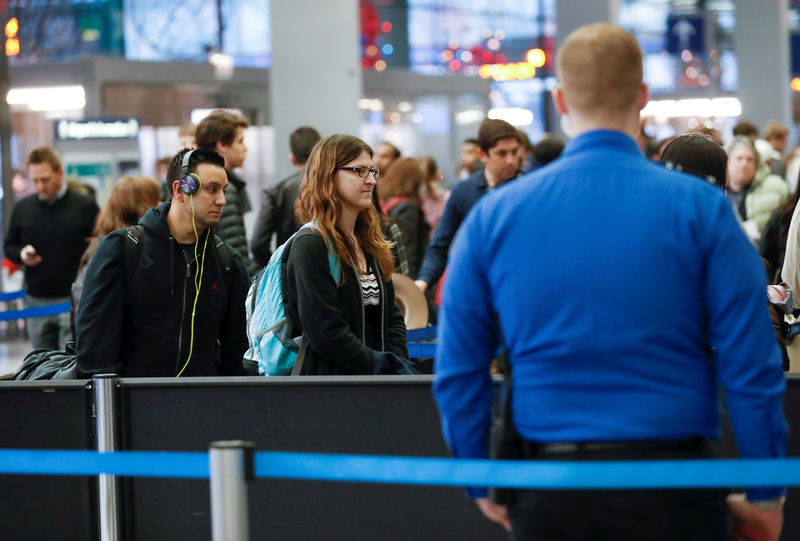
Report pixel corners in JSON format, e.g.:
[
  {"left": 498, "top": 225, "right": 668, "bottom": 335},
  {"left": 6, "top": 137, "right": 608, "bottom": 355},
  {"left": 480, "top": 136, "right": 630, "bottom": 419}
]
[
  {"left": 475, "top": 497, "right": 510, "bottom": 531},
  {"left": 767, "top": 284, "right": 788, "bottom": 304},
  {"left": 20, "top": 244, "right": 42, "bottom": 267},
  {"left": 727, "top": 493, "right": 783, "bottom": 541},
  {"left": 414, "top": 280, "right": 428, "bottom": 293}
]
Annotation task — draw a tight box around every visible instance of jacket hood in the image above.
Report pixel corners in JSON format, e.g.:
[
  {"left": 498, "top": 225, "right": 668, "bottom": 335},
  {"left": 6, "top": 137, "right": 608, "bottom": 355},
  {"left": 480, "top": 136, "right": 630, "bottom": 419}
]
[{"left": 139, "top": 201, "right": 173, "bottom": 240}]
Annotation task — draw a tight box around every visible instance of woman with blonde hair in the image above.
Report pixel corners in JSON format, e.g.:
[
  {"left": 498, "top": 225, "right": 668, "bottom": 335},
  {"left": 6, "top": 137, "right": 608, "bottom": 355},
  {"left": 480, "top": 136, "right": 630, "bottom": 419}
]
[
  {"left": 285, "top": 134, "right": 413, "bottom": 375},
  {"left": 72, "top": 175, "right": 161, "bottom": 312}
]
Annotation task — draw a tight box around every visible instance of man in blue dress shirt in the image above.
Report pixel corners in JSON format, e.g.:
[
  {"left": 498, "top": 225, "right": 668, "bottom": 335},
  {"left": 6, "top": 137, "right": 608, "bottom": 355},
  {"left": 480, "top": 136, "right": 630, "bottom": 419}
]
[{"left": 434, "top": 23, "right": 787, "bottom": 541}]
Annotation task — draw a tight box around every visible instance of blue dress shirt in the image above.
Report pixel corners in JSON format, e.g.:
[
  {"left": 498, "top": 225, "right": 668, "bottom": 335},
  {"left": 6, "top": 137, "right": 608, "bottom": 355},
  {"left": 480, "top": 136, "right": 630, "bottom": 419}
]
[{"left": 434, "top": 130, "right": 788, "bottom": 501}]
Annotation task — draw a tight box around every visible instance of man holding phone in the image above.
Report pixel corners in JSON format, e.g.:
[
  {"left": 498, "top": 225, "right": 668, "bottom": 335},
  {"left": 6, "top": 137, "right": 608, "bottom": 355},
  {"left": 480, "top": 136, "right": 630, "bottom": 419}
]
[{"left": 4, "top": 146, "right": 98, "bottom": 349}]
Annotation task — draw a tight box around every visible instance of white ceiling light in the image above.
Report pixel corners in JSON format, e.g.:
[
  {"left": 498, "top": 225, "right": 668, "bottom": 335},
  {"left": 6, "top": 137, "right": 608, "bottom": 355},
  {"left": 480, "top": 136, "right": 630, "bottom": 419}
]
[
  {"left": 488, "top": 107, "right": 533, "bottom": 126},
  {"left": 7, "top": 85, "right": 86, "bottom": 112}
]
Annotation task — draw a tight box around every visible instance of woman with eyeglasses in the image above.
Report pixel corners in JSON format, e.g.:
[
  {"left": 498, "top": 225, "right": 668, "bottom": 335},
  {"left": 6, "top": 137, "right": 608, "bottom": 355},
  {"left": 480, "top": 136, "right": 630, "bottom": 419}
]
[{"left": 282, "top": 134, "right": 416, "bottom": 375}]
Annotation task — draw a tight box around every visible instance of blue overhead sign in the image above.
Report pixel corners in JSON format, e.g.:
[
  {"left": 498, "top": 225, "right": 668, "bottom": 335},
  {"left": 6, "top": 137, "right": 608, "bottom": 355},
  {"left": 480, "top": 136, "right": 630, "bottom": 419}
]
[{"left": 666, "top": 15, "right": 704, "bottom": 54}]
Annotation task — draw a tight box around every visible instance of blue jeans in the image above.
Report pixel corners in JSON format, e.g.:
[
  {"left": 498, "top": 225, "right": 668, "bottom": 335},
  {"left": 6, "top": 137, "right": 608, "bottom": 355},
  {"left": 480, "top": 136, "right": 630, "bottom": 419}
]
[{"left": 24, "top": 295, "right": 71, "bottom": 350}]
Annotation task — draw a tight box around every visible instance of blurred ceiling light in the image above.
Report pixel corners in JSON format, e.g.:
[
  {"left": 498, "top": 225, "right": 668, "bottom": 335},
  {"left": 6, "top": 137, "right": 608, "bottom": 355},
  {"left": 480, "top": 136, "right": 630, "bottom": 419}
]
[
  {"left": 455, "top": 110, "right": 485, "bottom": 125},
  {"left": 209, "top": 52, "right": 234, "bottom": 80},
  {"left": 398, "top": 101, "right": 414, "bottom": 112},
  {"left": 488, "top": 107, "right": 533, "bottom": 126},
  {"left": 7, "top": 85, "right": 86, "bottom": 111},
  {"left": 191, "top": 108, "right": 243, "bottom": 125},
  {"left": 640, "top": 97, "right": 741, "bottom": 119}
]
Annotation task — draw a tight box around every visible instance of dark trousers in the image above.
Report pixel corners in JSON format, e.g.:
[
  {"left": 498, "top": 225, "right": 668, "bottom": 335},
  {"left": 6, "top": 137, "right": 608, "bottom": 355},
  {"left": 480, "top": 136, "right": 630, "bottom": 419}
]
[{"left": 507, "top": 440, "right": 730, "bottom": 541}]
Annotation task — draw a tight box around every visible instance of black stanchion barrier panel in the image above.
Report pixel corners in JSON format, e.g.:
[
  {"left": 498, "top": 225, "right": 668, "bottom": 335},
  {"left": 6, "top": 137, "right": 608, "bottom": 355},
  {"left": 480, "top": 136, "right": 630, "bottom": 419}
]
[
  {"left": 119, "top": 376, "right": 505, "bottom": 541},
  {"left": 0, "top": 380, "right": 97, "bottom": 541}
]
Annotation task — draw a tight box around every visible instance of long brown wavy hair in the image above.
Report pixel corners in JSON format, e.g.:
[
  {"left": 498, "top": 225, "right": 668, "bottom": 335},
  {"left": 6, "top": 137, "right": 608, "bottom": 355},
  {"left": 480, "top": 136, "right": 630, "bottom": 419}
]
[
  {"left": 93, "top": 175, "right": 161, "bottom": 236},
  {"left": 295, "top": 134, "right": 394, "bottom": 281}
]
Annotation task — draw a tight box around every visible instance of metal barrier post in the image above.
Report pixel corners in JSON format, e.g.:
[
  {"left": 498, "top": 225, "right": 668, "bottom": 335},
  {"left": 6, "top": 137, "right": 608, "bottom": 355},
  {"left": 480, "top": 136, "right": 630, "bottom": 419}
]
[
  {"left": 94, "top": 374, "right": 121, "bottom": 541},
  {"left": 209, "top": 440, "right": 255, "bottom": 541}
]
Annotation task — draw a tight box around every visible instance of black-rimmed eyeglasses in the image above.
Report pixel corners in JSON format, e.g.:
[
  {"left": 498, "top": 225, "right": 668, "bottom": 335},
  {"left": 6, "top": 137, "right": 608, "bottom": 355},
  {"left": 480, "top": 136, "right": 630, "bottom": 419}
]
[{"left": 336, "top": 166, "right": 381, "bottom": 180}]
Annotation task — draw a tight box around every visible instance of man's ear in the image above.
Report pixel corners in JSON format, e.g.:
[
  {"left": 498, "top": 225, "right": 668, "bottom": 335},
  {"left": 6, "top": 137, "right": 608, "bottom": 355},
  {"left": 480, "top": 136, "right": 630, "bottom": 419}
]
[
  {"left": 552, "top": 84, "right": 568, "bottom": 115},
  {"left": 215, "top": 140, "right": 228, "bottom": 157},
  {"left": 171, "top": 180, "right": 183, "bottom": 202},
  {"left": 289, "top": 153, "right": 301, "bottom": 168},
  {"left": 636, "top": 82, "right": 650, "bottom": 112},
  {"left": 477, "top": 147, "right": 489, "bottom": 165}
]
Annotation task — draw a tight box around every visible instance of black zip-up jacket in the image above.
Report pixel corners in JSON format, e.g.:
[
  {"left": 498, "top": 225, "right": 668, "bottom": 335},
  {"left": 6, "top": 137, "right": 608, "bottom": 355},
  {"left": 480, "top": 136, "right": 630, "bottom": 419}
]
[
  {"left": 75, "top": 202, "right": 249, "bottom": 377},
  {"left": 283, "top": 231, "right": 408, "bottom": 375},
  {"left": 250, "top": 169, "right": 303, "bottom": 268}
]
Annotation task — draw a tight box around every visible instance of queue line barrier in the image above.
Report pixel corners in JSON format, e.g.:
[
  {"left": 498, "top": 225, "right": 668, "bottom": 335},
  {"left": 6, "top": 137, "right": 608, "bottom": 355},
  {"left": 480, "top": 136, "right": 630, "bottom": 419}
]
[
  {"left": 0, "top": 289, "right": 26, "bottom": 302},
  {"left": 1, "top": 374, "right": 797, "bottom": 541},
  {"left": 0, "top": 447, "right": 797, "bottom": 489}
]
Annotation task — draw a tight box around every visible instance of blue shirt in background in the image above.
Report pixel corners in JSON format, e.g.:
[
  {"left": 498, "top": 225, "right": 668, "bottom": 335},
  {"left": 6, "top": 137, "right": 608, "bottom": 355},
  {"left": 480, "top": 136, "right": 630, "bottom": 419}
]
[{"left": 433, "top": 129, "right": 788, "bottom": 501}]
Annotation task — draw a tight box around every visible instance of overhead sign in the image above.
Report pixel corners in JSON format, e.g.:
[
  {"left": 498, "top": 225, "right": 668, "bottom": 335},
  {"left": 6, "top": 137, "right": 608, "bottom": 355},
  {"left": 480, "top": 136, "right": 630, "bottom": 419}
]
[
  {"left": 666, "top": 15, "right": 704, "bottom": 54},
  {"left": 55, "top": 118, "right": 139, "bottom": 141}
]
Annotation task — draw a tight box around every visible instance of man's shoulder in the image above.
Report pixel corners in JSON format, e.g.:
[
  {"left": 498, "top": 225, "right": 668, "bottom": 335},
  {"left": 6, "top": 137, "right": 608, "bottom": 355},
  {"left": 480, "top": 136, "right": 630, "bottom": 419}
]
[
  {"left": 271, "top": 170, "right": 303, "bottom": 194},
  {"left": 226, "top": 169, "right": 246, "bottom": 189},
  {"left": 10, "top": 193, "right": 38, "bottom": 213},
  {"left": 64, "top": 188, "right": 98, "bottom": 208}
]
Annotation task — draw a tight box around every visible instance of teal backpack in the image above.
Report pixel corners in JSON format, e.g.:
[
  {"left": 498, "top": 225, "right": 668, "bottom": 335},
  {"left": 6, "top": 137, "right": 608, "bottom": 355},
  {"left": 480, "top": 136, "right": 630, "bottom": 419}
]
[{"left": 244, "top": 223, "right": 339, "bottom": 375}]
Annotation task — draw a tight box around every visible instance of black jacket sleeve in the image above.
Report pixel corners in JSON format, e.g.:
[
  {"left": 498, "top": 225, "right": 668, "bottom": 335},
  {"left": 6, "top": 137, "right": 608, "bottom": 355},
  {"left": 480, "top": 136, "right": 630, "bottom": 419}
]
[
  {"left": 218, "top": 249, "right": 250, "bottom": 375},
  {"left": 416, "top": 188, "right": 463, "bottom": 284},
  {"left": 286, "top": 234, "right": 373, "bottom": 373},
  {"left": 75, "top": 232, "right": 126, "bottom": 377},
  {"left": 250, "top": 188, "right": 277, "bottom": 268},
  {"left": 4, "top": 203, "right": 23, "bottom": 264},
  {"left": 759, "top": 208, "right": 782, "bottom": 281}
]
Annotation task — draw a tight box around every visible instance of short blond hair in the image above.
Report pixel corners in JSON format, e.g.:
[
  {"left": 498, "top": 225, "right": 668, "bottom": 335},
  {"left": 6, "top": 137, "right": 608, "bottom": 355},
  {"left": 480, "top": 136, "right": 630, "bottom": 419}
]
[
  {"left": 556, "top": 23, "right": 643, "bottom": 115},
  {"left": 764, "top": 120, "right": 788, "bottom": 141}
]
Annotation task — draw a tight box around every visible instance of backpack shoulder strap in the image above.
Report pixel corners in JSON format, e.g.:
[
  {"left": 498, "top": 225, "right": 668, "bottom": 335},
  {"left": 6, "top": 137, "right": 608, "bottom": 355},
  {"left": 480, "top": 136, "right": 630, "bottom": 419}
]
[
  {"left": 123, "top": 225, "right": 145, "bottom": 289},
  {"left": 292, "top": 224, "right": 341, "bottom": 283},
  {"left": 213, "top": 234, "right": 233, "bottom": 274}
]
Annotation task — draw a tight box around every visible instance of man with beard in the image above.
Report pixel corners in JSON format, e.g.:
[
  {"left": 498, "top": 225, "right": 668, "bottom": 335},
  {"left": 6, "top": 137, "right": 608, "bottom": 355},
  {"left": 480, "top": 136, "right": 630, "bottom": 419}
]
[{"left": 76, "top": 149, "right": 249, "bottom": 377}]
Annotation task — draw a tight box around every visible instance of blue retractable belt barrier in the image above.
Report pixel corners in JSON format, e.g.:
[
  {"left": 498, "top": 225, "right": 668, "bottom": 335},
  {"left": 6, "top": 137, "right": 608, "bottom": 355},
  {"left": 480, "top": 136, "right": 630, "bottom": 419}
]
[
  {"left": 0, "top": 449, "right": 209, "bottom": 478},
  {"left": 0, "top": 448, "right": 797, "bottom": 489},
  {"left": 0, "top": 289, "right": 26, "bottom": 302},
  {"left": 0, "top": 301, "right": 70, "bottom": 321},
  {"left": 407, "top": 326, "right": 437, "bottom": 342},
  {"left": 409, "top": 342, "right": 436, "bottom": 359}
]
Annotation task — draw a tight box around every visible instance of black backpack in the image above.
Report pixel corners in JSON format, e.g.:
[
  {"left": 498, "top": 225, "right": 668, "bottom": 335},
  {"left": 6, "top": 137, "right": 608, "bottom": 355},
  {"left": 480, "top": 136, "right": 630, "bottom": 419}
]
[
  {"left": 13, "top": 342, "right": 78, "bottom": 380},
  {"left": 18, "top": 226, "right": 233, "bottom": 381}
]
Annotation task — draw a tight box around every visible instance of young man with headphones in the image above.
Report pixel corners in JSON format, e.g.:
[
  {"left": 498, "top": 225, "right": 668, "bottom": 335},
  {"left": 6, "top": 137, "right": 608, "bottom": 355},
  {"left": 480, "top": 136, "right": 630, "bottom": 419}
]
[{"left": 75, "top": 149, "right": 249, "bottom": 377}]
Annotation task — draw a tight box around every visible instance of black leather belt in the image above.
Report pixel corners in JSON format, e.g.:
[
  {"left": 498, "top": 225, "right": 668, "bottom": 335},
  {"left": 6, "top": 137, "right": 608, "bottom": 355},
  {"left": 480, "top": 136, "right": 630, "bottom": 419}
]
[{"left": 523, "top": 436, "right": 708, "bottom": 458}]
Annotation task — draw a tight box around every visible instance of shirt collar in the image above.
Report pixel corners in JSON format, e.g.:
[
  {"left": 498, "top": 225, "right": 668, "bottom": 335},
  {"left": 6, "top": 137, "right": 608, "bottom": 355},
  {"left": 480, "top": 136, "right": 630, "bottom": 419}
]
[
  {"left": 561, "top": 130, "right": 643, "bottom": 159},
  {"left": 39, "top": 180, "right": 68, "bottom": 204}
]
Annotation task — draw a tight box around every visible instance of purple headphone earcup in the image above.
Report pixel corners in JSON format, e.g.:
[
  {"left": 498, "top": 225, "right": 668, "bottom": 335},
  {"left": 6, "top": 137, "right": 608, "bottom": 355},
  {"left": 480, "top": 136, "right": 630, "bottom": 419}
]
[{"left": 179, "top": 173, "right": 201, "bottom": 195}]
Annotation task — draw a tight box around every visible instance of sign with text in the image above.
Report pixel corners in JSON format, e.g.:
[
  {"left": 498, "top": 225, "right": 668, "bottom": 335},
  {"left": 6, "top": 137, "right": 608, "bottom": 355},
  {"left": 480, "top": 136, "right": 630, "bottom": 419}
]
[{"left": 55, "top": 118, "right": 139, "bottom": 141}]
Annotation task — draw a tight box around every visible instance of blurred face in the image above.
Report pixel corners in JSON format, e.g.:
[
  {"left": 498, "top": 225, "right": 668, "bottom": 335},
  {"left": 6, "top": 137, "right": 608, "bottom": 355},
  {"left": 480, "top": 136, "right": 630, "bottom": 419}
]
[
  {"left": 460, "top": 142, "right": 479, "bottom": 168},
  {"left": 28, "top": 162, "right": 63, "bottom": 201},
  {"left": 178, "top": 134, "right": 195, "bottom": 150},
  {"left": 727, "top": 145, "right": 757, "bottom": 189},
  {"left": 481, "top": 137, "right": 520, "bottom": 186},
  {"left": 335, "top": 150, "right": 378, "bottom": 218},
  {"left": 769, "top": 135, "right": 787, "bottom": 153},
  {"left": 375, "top": 143, "right": 397, "bottom": 171},
  {"left": 218, "top": 126, "right": 248, "bottom": 169},
  {"left": 177, "top": 162, "right": 228, "bottom": 228}
]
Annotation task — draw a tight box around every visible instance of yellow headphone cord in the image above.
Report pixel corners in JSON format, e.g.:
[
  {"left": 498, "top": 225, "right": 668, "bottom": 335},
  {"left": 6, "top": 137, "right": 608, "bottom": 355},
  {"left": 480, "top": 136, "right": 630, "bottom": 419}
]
[{"left": 176, "top": 193, "right": 209, "bottom": 378}]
